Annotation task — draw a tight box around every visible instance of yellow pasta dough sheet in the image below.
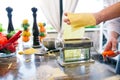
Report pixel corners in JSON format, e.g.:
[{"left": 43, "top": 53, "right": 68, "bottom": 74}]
[
  {"left": 67, "top": 13, "right": 96, "bottom": 31},
  {"left": 18, "top": 48, "right": 38, "bottom": 55},
  {"left": 63, "top": 23, "right": 85, "bottom": 39}
]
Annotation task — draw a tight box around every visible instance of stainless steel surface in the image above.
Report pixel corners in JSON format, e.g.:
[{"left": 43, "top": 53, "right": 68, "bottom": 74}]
[
  {"left": 0, "top": 40, "right": 118, "bottom": 80},
  {"left": 42, "top": 38, "right": 56, "bottom": 50},
  {"left": 0, "top": 52, "right": 118, "bottom": 80}
]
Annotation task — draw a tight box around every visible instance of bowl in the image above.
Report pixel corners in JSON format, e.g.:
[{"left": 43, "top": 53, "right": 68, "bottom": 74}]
[
  {"left": 0, "top": 52, "right": 16, "bottom": 58},
  {"left": 42, "top": 38, "right": 56, "bottom": 50}
]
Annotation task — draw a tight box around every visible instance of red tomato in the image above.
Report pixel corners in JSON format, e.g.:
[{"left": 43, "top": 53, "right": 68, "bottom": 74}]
[
  {"left": 6, "top": 44, "right": 16, "bottom": 53},
  {"left": 0, "top": 36, "right": 8, "bottom": 46}
]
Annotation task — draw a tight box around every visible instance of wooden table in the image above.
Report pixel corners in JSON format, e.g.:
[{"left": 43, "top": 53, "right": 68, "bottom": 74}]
[{"left": 0, "top": 50, "right": 118, "bottom": 80}]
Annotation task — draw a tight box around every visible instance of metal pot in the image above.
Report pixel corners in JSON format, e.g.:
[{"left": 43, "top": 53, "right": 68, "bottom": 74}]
[{"left": 42, "top": 38, "right": 56, "bottom": 50}]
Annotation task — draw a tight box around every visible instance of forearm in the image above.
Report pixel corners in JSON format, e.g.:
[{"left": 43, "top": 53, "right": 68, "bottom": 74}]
[{"left": 94, "top": 2, "right": 120, "bottom": 24}]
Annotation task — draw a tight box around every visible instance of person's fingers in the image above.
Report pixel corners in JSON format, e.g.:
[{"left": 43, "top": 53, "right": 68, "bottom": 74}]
[
  {"left": 64, "top": 18, "right": 69, "bottom": 22},
  {"left": 64, "top": 18, "right": 71, "bottom": 25},
  {"left": 111, "top": 40, "right": 117, "bottom": 51},
  {"left": 104, "top": 42, "right": 112, "bottom": 51},
  {"left": 64, "top": 13, "right": 71, "bottom": 25},
  {"left": 64, "top": 13, "right": 68, "bottom": 16}
]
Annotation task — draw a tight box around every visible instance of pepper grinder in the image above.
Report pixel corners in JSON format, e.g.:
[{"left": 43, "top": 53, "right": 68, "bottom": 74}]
[
  {"left": 6, "top": 7, "right": 14, "bottom": 33},
  {"left": 31, "top": 7, "right": 41, "bottom": 48}
]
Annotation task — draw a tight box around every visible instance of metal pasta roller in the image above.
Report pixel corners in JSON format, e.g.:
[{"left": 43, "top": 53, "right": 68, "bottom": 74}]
[{"left": 56, "top": 37, "right": 94, "bottom": 66}]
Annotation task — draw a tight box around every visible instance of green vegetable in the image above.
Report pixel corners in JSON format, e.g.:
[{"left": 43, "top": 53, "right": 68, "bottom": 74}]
[
  {"left": 7, "top": 31, "right": 15, "bottom": 39},
  {"left": 0, "top": 24, "right": 3, "bottom": 32},
  {"left": 39, "top": 32, "right": 45, "bottom": 37},
  {"left": 22, "top": 24, "right": 29, "bottom": 30}
]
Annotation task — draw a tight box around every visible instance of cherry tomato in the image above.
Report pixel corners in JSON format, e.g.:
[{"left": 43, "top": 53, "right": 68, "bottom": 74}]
[{"left": 0, "top": 35, "right": 8, "bottom": 46}]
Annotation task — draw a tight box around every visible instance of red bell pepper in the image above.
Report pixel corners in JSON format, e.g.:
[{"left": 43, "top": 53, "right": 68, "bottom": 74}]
[{"left": 0, "top": 30, "right": 22, "bottom": 50}]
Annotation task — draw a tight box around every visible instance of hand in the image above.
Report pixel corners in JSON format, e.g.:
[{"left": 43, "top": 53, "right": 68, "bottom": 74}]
[
  {"left": 104, "top": 37, "right": 118, "bottom": 51},
  {"left": 103, "top": 36, "right": 118, "bottom": 61},
  {"left": 63, "top": 12, "right": 96, "bottom": 30},
  {"left": 64, "top": 13, "right": 71, "bottom": 25},
  {"left": 102, "top": 50, "right": 117, "bottom": 61},
  {"left": 104, "top": 31, "right": 118, "bottom": 51}
]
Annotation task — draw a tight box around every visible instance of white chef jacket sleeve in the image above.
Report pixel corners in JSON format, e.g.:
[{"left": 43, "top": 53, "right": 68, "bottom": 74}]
[{"left": 105, "top": 17, "right": 120, "bottom": 35}]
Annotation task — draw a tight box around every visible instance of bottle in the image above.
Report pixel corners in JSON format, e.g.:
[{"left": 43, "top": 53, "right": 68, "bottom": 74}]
[
  {"left": 31, "top": 7, "right": 41, "bottom": 48},
  {"left": 6, "top": 7, "right": 14, "bottom": 33}
]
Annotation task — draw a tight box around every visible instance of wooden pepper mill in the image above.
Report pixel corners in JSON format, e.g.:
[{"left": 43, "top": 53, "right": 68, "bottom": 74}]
[
  {"left": 6, "top": 7, "right": 14, "bottom": 33},
  {"left": 31, "top": 7, "right": 41, "bottom": 48}
]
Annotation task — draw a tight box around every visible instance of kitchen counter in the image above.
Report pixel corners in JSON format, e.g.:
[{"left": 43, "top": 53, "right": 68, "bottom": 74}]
[{"left": 0, "top": 50, "right": 119, "bottom": 80}]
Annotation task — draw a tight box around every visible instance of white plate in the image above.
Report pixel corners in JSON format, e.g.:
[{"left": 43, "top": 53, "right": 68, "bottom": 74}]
[{"left": 0, "top": 53, "right": 15, "bottom": 58}]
